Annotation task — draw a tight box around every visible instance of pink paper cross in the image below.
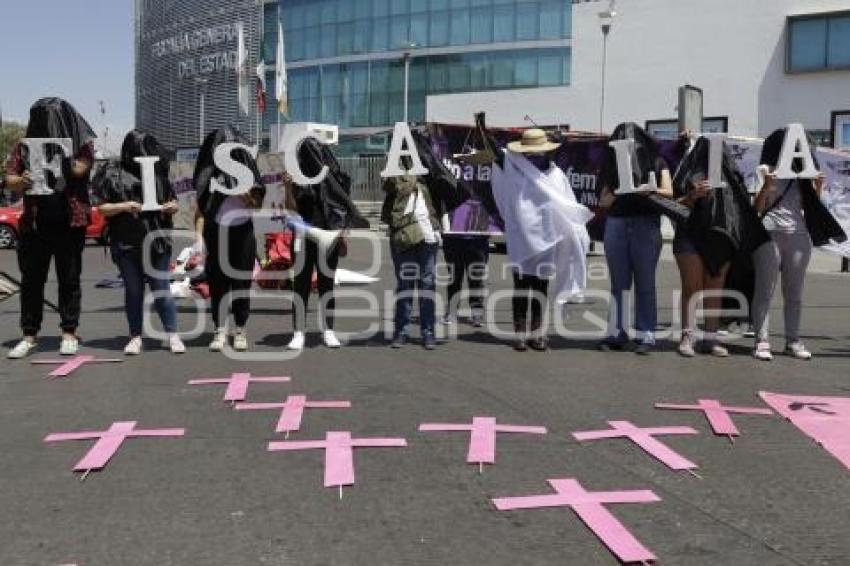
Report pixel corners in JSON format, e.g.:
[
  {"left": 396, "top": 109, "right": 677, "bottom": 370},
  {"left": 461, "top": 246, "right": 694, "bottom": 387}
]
[
  {"left": 419, "top": 416, "right": 547, "bottom": 465},
  {"left": 268, "top": 431, "right": 407, "bottom": 488},
  {"left": 493, "top": 478, "right": 660, "bottom": 564},
  {"left": 188, "top": 372, "right": 291, "bottom": 403},
  {"left": 32, "top": 355, "right": 122, "bottom": 378},
  {"left": 655, "top": 399, "right": 773, "bottom": 437},
  {"left": 573, "top": 420, "right": 699, "bottom": 471},
  {"left": 235, "top": 395, "right": 351, "bottom": 433},
  {"left": 44, "top": 421, "right": 186, "bottom": 473}
]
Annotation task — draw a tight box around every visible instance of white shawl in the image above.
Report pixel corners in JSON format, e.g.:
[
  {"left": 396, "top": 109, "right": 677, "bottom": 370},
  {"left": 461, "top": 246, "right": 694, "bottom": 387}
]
[{"left": 491, "top": 151, "right": 593, "bottom": 301}]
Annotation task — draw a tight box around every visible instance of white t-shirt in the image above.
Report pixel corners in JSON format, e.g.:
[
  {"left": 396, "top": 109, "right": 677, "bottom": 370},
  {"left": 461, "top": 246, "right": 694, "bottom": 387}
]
[{"left": 404, "top": 189, "right": 437, "bottom": 244}]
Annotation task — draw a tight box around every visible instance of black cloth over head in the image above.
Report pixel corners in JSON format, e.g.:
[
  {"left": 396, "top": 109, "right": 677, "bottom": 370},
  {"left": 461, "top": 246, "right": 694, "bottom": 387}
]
[
  {"left": 760, "top": 127, "right": 846, "bottom": 247},
  {"left": 673, "top": 136, "right": 770, "bottom": 276},
  {"left": 193, "top": 126, "right": 265, "bottom": 221},
  {"left": 93, "top": 130, "right": 176, "bottom": 252},
  {"left": 25, "top": 97, "right": 96, "bottom": 156},
  {"left": 22, "top": 97, "right": 96, "bottom": 226},
  {"left": 601, "top": 122, "right": 687, "bottom": 221},
  {"left": 293, "top": 137, "right": 368, "bottom": 230}
]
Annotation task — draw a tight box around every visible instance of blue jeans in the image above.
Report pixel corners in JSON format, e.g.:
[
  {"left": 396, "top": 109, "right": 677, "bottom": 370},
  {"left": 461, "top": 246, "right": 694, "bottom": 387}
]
[
  {"left": 391, "top": 242, "right": 438, "bottom": 337},
  {"left": 111, "top": 244, "right": 177, "bottom": 336},
  {"left": 603, "top": 215, "right": 662, "bottom": 342}
]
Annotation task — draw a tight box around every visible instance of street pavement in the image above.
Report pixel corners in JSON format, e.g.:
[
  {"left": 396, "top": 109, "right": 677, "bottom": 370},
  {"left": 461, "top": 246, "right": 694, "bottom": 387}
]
[{"left": 1, "top": 239, "right": 849, "bottom": 566}]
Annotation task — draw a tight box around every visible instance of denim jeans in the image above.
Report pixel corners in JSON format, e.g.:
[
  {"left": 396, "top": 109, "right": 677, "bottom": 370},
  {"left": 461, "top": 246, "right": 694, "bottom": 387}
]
[
  {"left": 391, "top": 242, "right": 438, "bottom": 337},
  {"left": 603, "top": 215, "right": 662, "bottom": 342},
  {"left": 111, "top": 244, "right": 177, "bottom": 336}
]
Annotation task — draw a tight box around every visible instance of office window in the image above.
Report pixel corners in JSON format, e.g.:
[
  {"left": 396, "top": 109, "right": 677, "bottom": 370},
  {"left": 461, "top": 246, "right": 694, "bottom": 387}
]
[
  {"left": 788, "top": 11, "right": 850, "bottom": 72},
  {"left": 829, "top": 16, "right": 850, "bottom": 68}
]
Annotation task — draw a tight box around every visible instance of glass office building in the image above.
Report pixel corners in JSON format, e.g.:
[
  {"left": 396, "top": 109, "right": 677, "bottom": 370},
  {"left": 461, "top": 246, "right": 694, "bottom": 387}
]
[{"left": 261, "top": 0, "right": 572, "bottom": 144}]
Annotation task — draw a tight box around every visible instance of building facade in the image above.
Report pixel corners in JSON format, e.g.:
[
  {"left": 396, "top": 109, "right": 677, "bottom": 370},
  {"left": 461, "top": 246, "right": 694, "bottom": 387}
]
[
  {"left": 135, "top": 1, "right": 850, "bottom": 151},
  {"left": 262, "top": 0, "right": 572, "bottom": 149},
  {"left": 429, "top": 0, "right": 850, "bottom": 145},
  {"left": 135, "top": 0, "right": 263, "bottom": 150}
]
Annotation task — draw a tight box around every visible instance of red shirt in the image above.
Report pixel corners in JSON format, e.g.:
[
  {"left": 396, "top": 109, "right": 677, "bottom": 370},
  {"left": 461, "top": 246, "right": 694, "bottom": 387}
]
[{"left": 5, "top": 141, "right": 93, "bottom": 231}]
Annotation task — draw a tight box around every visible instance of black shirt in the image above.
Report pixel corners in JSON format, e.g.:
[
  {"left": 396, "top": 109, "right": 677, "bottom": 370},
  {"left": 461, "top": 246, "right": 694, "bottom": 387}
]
[
  {"left": 95, "top": 163, "right": 175, "bottom": 252},
  {"left": 605, "top": 156, "right": 669, "bottom": 218}
]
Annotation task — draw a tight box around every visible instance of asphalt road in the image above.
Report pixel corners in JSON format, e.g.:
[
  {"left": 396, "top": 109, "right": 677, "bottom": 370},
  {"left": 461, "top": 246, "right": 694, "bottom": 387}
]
[{"left": 1, "top": 240, "right": 849, "bottom": 566}]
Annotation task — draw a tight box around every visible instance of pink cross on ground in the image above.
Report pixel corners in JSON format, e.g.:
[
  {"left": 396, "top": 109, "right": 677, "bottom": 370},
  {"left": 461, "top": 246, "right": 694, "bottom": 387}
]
[
  {"left": 268, "top": 431, "right": 406, "bottom": 489},
  {"left": 573, "top": 420, "right": 699, "bottom": 471},
  {"left": 32, "top": 355, "right": 122, "bottom": 378},
  {"left": 235, "top": 395, "right": 351, "bottom": 434},
  {"left": 44, "top": 421, "right": 186, "bottom": 476},
  {"left": 187, "top": 372, "right": 291, "bottom": 403},
  {"left": 419, "top": 416, "right": 547, "bottom": 467},
  {"left": 493, "top": 478, "right": 660, "bottom": 564},
  {"left": 655, "top": 399, "right": 773, "bottom": 437}
]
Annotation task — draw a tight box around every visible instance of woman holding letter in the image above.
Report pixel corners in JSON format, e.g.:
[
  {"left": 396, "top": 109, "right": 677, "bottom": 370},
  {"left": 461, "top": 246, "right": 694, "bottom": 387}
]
[
  {"left": 5, "top": 98, "right": 95, "bottom": 359},
  {"left": 672, "top": 135, "right": 769, "bottom": 357},
  {"left": 598, "top": 123, "right": 673, "bottom": 355},
  {"left": 751, "top": 128, "right": 845, "bottom": 361},
  {"left": 194, "top": 127, "right": 265, "bottom": 352},
  {"left": 94, "top": 130, "right": 184, "bottom": 355}
]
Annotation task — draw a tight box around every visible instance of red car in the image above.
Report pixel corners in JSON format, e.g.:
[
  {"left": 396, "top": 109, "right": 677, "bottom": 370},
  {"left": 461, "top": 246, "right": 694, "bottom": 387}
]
[{"left": 0, "top": 198, "right": 109, "bottom": 249}]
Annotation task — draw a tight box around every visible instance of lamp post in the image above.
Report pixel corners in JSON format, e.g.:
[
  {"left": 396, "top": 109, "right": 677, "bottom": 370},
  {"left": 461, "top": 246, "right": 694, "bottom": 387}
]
[
  {"left": 400, "top": 42, "right": 418, "bottom": 124},
  {"left": 598, "top": 3, "right": 617, "bottom": 135}
]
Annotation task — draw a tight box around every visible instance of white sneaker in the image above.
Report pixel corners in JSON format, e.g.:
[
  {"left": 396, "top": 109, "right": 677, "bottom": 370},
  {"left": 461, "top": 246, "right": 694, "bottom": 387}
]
[
  {"left": 287, "top": 331, "right": 305, "bottom": 351},
  {"left": 168, "top": 334, "right": 186, "bottom": 354},
  {"left": 233, "top": 328, "right": 249, "bottom": 352},
  {"left": 753, "top": 341, "right": 773, "bottom": 361},
  {"left": 323, "top": 330, "right": 341, "bottom": 348},
  {"left": 209, "top": 328, "right": 227, "bottom": 352},
  {"left": 8, "top": 339, "right": 37, "bottom": 359},
  {"left": 60, "top": 336, "right": 79, "bottom": 356},
  {"left": 124, "top": 336, "right": 143, "bottom": 356},
  {"left": 785, "top": 341, "right": 812, "bottom": 360}
]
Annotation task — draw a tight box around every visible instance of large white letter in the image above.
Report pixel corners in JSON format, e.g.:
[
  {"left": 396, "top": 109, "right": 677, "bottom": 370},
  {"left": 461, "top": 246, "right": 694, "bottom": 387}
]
[
  {"left": 609, "top": 139, "right": 637, "bottom": 195},
  {"left": 210, "top": 142, "right": 260, "bottom": 195},
  {"left": 20, "top": 138, "right": 73, "bottom": 195},
  {"left": 284, "top": 132, "right": 330, "bottom": 186},
  {"left": 134, "top": 156, "right": 163, "bottom": 211},
  {"left": 380, "top": 122, "right": 429, "bottom": 178},
  {"left": 774, "top": 123, "right": 819, "bottom": 180},
  {"left": 705, "top": 133, "right": 728, "bottom": 189}
]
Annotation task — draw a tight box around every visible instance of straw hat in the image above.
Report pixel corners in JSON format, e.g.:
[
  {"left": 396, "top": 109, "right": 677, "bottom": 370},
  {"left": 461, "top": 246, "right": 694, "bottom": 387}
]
[{"left": 507, "top": 128, "right": 561, "bottom": 154}]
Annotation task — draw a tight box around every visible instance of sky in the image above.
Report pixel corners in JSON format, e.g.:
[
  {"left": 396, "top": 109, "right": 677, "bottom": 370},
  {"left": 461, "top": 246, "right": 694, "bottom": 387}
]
[{"left": 0, "top": 0, "right": 134, "bottom": 154}]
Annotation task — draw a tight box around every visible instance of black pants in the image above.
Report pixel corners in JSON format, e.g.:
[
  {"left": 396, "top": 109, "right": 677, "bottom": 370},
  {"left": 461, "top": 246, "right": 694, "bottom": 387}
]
[
  {"left": 512, "top": 271, "right": 549, "bottom": 334},
  {"left": 443, "top": 238, "right": 488, "bottom": 315},
  {"left": 292, "top": 239, "right": 339, "bottom": 331},
  {"left": 204, "top": 221, "right": 256, "bottom": 328},
  {"left": 17, "top": 227, "right": 85, "bottom": 336}
]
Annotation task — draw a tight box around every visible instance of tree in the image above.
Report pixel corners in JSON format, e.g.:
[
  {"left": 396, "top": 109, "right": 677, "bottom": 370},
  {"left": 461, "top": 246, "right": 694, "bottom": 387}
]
[{"left": 0, "top": 121, "right": 26, "bottom": 168}]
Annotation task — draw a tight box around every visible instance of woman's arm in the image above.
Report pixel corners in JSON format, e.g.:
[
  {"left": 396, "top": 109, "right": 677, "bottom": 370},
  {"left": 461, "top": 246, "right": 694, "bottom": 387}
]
[
  {"left": 655, "top": 169, "right": 674, "bottom": 198},
  {"left": 598, "top": 186, "right": 615, "bottom": 209},
  {"left": 753, "top": 172, "right": 777, "bottom": 215},
  {"left": 98, "top": 201, "right": 141, "bottom": 217},
  {"left": 282, "top": 172, "right": 297, "bottom": 211},
  {"left": 4, "top": 171, "right": 32, "bottom": 194}
]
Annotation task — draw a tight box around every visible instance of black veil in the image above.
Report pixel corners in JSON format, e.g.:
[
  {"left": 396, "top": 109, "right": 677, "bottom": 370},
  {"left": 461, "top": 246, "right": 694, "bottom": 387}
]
[
  {"left": 193, "top": 126, "right": 265, "bottom": 218},
  {"left": 295, "top": 137, "right": 368, "bottom": 230},
  {"left": 673, "top": 136, "right": 769, "bottom": 275},
  {"left": 759, "top": 127, "right": 845, "bottom": 247},
  {"left": 25, "top": 97, "right": 96, "bottom": 155},
  {"left": 601, "top": 122, "right": 660, "bottom": 189}
]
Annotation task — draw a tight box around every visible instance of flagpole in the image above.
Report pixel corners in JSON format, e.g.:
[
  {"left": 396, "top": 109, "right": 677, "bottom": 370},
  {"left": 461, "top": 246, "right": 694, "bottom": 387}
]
[
  {"left": 276, "top": 4, "right": 282, "bottom": 148},
  {"left": 256, "top": 2, "right": 263, "bottom": 147}
]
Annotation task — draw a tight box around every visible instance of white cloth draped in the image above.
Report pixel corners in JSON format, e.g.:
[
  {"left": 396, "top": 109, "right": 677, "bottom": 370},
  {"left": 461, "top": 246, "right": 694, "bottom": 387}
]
[{"left": 491, "top": 151, "right": 593, "bottom": 301}]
